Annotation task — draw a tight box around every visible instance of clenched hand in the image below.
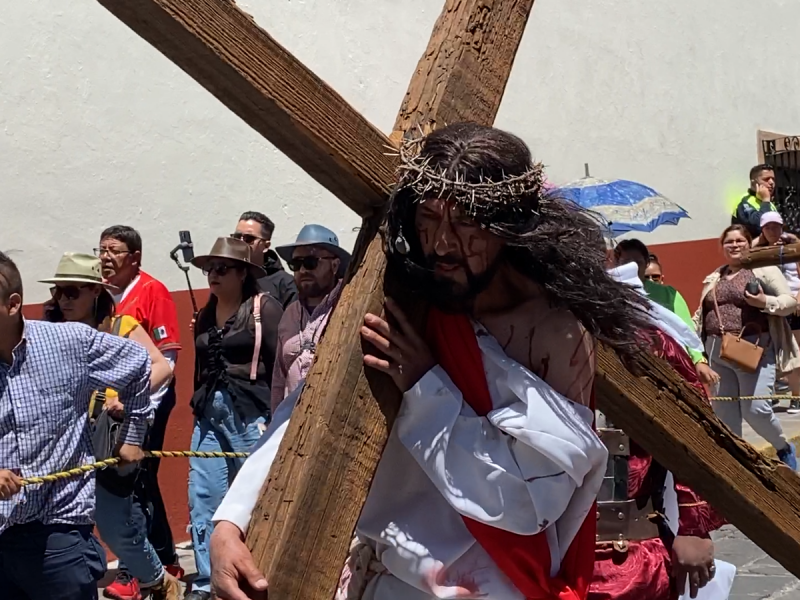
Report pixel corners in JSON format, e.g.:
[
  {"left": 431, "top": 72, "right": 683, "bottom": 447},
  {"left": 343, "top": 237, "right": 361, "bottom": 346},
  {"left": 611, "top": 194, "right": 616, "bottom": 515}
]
[{"left": 0, "top": 470, "right": 22, "bottom": 500}]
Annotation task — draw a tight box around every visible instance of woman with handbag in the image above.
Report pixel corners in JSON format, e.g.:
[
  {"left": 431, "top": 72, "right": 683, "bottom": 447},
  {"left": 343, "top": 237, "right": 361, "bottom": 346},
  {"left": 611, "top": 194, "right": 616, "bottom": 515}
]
[
  {"left": 40, "top": 252, "right": 181, "bottom": 600},
  {"left": 188, "top": 237, "right": 283, "bottom": 600},
  {"left": 693, "top": 224, "right": 800, "bottom": 468}
]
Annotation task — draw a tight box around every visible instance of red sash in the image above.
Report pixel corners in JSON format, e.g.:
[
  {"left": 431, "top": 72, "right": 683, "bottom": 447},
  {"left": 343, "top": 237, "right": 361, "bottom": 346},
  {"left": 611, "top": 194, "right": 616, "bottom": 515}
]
[{"left": 426, "top": 308, "right": 595, "bottom": 600}]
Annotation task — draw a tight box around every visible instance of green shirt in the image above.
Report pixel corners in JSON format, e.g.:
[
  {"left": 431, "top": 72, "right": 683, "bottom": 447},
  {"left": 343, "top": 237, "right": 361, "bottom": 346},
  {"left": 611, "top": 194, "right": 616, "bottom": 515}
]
[{"left": 643, "top": 279, "right": 705, "bottom": 364}]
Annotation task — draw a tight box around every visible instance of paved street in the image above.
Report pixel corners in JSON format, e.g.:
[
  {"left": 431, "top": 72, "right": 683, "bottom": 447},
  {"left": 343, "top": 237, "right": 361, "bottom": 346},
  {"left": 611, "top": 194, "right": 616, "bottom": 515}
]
[
  {"left": 97, "top": 407, "right": 800, "bottom": 599},
  {"left": 714, "top": 526, "right": 799, "bottom": 600}
]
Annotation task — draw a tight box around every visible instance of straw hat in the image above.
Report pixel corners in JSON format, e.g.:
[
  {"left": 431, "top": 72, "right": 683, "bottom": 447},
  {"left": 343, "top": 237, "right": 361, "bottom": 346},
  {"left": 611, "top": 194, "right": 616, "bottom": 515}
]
[
  {"left": 39, "top": 253, "right": 118, "bottom": 290},
  {"left": 191, "top": 237, "right": 266, "bottom": 278}
]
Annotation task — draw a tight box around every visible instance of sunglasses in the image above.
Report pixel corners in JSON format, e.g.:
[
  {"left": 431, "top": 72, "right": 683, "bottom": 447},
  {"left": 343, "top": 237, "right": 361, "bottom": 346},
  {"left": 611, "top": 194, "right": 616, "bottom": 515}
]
[
  {"left": 51, "top": 285, "right": 90, "bottom": 301},
  {"left": 231, "top": 232, "right": 266, "bottom": 245},
  {"left": 202, "top": 263, "right": 241, "bottom": 277},
  {"left": 287, "top": 256, "right": 334, "bottom": 272},
  {"left": 644, "top": 274, "right": 662, "bottom": 282}
]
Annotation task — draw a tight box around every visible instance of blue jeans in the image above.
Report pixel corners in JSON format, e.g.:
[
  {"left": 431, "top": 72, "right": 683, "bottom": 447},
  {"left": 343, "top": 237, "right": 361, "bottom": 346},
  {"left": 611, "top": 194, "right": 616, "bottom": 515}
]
[
  {"left": 189, "top": 389, "right": 265, "bottom": 592},
  {"left": 707, "top": 334, "right": 788, "bottom": 451},
  {"left": 95, "top": 483, "right": 164, "bottom": 586},
  {"left": 0, "top": 522, "right": 106, "bottom": 600}
]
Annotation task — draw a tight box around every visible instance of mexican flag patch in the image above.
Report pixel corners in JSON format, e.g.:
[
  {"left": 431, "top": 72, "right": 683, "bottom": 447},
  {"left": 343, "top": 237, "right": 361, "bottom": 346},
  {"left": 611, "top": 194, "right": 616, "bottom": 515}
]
[{"left": 153, "top": 326, "right": 169, "bottom": 341}]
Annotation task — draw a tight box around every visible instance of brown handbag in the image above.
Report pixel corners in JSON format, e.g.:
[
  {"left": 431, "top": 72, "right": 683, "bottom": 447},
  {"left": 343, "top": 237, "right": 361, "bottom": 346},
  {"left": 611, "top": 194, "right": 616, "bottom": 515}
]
[{"left": 713, "top": 286, "right": 764, "bottom": 373}]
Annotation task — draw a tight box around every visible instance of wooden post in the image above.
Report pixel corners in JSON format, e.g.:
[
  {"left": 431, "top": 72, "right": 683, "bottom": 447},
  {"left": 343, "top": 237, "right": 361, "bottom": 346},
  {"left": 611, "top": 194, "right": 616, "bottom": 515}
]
[
  {"left": 250, "top": 2, "right": 537, "bottom": 598},
  {"left": 95, "top": 0, "right": 800, "bottom": 589},
  {"left": 740, "top": 243, "right": 800, "bottom": 269},
  {"left": 595, "top": 345, "right": 800, "bottom": 576}
]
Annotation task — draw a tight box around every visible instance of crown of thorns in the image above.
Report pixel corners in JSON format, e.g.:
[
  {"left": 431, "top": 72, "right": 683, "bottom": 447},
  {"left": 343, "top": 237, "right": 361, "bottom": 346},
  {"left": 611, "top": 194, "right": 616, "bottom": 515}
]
[{"left": 392, "top": 137, "right": 546, "bottom": 223}]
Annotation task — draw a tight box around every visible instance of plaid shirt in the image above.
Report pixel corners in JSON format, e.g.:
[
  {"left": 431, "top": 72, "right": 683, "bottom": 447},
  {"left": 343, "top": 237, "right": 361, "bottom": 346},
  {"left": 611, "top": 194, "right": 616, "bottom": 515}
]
[{"left": 0, "top": 319, "right": 152, "bottom": 533}]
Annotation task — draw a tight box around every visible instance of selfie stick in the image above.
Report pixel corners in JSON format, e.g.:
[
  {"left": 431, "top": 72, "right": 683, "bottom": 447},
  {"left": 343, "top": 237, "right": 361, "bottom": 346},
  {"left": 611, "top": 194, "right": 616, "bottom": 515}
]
[{"left": 169, "top": 242, "right": 198, "bottom": 315}]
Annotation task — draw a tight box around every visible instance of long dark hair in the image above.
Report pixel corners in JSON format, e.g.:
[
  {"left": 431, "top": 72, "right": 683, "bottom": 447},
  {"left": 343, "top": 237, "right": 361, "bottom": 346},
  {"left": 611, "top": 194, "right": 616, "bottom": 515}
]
[
  {"left": 43, "top": 286, "right": 116, "bottom": 327},
  {"left": 195, "top": 270, "right": 260, "bottom": 335},
  {"left": 384, "top": 122, "right": 650, "bottom": 357}
]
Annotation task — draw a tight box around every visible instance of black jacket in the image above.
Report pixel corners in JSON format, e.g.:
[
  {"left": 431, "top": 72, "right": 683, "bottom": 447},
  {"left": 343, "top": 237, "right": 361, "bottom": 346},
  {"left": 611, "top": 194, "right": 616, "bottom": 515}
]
[{"left": 257, "top": 250, "right": 298, "bottom": 309}]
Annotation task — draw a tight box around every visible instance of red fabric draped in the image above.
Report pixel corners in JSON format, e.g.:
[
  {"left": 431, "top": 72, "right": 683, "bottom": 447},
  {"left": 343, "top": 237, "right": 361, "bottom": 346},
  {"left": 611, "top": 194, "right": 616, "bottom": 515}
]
[
  {"left": 589, "top": 328, "right": 724, "bottom": 600},
  {"left": 426, "top": 308, "right": 595, "bottom": 600}
]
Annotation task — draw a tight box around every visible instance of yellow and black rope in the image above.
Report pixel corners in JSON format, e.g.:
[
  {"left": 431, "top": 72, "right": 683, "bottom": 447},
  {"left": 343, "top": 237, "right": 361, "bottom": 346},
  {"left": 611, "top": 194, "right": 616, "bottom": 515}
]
[{"left": 20, "top": 450, "right": 250, "bottom": 487}]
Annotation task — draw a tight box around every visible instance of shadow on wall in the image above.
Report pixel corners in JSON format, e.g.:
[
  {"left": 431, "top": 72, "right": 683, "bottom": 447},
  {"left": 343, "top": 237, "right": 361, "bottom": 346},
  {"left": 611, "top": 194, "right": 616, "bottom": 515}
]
[{"left": 23, "top": 288, "right": 209, "bottom": 546}]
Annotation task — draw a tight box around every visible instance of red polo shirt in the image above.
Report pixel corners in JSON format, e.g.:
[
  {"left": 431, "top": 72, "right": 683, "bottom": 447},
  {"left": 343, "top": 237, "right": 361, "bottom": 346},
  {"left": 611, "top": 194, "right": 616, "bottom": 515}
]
[{"left": 115, "top": 271, "right": 181, "bottom": 354}]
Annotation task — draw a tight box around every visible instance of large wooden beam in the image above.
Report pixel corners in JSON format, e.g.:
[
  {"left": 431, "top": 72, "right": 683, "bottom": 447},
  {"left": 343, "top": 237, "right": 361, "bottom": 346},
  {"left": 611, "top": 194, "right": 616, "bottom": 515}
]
[
  {"left": 96, "top": 0, "right": 394, "bottom": 218},
  {"left": 741, "top": 243, "right": 800, "bottom": 269},
  {"left": 94, "top": 0, "right": 800, "bottom": 589},
  {"left": 247, "top": 2, "right": 536, "bottom": 599},
  {"left": 596, "top": 344, "right": 800, "bottom": 578}
]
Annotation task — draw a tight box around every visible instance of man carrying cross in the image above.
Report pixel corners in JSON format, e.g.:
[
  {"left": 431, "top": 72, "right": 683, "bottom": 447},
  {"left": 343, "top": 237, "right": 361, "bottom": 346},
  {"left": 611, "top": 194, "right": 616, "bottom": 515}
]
[{"left": 210, "top": 123, "right": 655, "bottom": 600}]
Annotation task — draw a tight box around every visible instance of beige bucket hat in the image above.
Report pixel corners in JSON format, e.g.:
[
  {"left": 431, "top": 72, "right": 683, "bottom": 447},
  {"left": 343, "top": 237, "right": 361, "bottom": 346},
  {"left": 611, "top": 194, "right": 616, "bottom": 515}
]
[{"left": 39, "top": 253, "right": 118, "bottom": 290}]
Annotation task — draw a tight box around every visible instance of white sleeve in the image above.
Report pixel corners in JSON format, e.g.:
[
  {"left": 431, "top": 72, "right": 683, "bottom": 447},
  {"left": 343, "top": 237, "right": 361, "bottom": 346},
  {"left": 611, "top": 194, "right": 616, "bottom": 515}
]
[
  {"left": 395, "top": 365, "right": 606, "bottom": 536},
  {"left": 148, "top": 350, "right": 177, "bottom": 413},
  {"left": 212, "top": 382, "right": 303, "bottom": 532}
]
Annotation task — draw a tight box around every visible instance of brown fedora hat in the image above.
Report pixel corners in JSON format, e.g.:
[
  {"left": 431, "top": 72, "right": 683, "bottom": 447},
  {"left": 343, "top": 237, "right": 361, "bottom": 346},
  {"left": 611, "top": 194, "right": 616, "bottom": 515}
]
[{"left": 191, "top": 237, "right": 265, "bottom": 278}]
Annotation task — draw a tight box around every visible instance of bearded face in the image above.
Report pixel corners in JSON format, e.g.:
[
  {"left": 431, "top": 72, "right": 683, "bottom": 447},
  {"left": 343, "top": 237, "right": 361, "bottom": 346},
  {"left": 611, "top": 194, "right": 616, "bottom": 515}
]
[{"left": 413, "top": 198, "right": 505, "bottom": 311}]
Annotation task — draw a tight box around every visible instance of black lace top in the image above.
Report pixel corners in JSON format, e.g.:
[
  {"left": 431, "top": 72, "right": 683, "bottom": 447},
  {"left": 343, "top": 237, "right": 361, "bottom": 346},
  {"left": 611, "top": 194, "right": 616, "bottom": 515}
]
[{"left": 192, "top": 294, "right": 283, "bottom": 419}]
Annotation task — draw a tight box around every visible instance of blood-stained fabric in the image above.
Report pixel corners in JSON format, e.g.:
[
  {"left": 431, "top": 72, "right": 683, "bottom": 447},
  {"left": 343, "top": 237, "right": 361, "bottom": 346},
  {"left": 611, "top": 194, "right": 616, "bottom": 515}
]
[{"left": 589, "top": 328, "right": 725, "bottom": 600}]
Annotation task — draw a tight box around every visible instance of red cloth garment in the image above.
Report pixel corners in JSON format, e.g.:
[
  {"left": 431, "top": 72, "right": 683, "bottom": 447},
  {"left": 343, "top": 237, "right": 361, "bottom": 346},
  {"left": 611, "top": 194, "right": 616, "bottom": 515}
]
[
  {"left": 589, "top": 328, "right": 724, "bottom": 600},
  {"left": 426, "top": 308, "right": 595, "bottom": 600},
  {"left": 115, "top": 271, "right": 182, "bottom": 353}
]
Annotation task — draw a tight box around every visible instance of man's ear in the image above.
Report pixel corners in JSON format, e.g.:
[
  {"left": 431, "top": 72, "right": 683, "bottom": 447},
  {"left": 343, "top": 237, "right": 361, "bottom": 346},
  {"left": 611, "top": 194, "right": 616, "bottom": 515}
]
[
  {"left": 131, "top": 250, "right": 142, "bottom": 269},
  {"left": 7, "top": 293, "right": 22, "bottom": 318},
  {"left": 263, "top": 239, "right": 272, "bottom": 250},
  {"left": 332, "top": 257, "right": 341, "bottom": 275}
]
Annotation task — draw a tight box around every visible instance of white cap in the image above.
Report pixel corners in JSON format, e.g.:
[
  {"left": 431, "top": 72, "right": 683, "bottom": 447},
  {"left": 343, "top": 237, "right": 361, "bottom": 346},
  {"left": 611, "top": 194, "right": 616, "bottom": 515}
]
[{"left": 760, "top": 211, "right": 784, "bottom": 228}]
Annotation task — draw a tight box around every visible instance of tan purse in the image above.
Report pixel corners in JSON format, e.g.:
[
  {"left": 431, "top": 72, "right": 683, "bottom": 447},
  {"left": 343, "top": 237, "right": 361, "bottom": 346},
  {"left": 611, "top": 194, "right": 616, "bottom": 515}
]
[{"left": 713, "top": 285, "right": 764, "bottom": 373}]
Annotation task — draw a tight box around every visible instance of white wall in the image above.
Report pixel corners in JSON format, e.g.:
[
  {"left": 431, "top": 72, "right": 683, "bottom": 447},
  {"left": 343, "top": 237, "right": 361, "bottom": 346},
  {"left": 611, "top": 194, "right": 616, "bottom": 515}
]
[{"left": 3, "top": 0, "right": 800, "bottom": 302}]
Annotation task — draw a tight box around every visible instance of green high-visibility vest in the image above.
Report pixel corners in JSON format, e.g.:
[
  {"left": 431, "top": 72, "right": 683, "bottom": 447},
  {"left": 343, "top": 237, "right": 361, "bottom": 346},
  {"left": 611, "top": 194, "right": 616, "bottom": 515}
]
[{"left": 732, "top": 193, "right": 777, "bottom": 217}]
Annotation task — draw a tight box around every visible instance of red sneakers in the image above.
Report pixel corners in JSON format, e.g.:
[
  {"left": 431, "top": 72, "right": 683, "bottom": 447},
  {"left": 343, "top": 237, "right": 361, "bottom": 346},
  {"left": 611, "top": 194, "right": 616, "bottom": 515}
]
[{"left": 103, "top": 572, "right": 142, "bottom": 600}]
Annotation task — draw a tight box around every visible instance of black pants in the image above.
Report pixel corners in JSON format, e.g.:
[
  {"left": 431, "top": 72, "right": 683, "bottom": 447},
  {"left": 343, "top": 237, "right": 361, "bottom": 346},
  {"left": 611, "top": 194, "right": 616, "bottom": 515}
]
[
  {"left": 0, "top": 522, "right": 106, "bottom": 600},
  {"left": 136, "top": 382, "right": 178, "bottom": 567}
]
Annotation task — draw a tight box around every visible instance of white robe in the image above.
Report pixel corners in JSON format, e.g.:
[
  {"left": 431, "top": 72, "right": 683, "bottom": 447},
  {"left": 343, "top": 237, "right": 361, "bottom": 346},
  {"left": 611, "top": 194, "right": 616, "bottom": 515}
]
[{"left": 213, "top": 324, "right": 607, "bottom": 599}]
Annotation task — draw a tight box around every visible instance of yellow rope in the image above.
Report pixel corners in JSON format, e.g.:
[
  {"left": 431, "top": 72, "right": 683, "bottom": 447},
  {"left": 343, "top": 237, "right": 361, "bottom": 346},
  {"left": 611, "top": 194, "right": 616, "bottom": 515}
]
[
  {"left": 19, "top": 450, "right": 250, "bottom": 487},
  {"left": 711, "top": 394, "right": 798, "bottom": 402}
]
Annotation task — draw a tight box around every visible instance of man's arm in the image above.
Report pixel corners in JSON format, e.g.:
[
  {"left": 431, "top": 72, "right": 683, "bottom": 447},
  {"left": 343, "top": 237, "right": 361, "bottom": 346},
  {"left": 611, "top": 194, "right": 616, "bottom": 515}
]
[
  {"left": 669, "top": 290, "right": 707, "bottom": 365},
  {"left": 84, "top": 328, "right": 152, "bottom": 446}
]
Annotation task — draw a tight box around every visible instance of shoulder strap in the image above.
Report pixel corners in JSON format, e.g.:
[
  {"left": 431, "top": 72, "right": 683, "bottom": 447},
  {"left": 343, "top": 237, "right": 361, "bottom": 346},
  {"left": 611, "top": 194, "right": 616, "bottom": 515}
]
[
  {"left": 711, "top": 282, "right": 725, "bottom": 336},
  {"left": 250, "top": 293, "right": 263, "bottom": 381}
]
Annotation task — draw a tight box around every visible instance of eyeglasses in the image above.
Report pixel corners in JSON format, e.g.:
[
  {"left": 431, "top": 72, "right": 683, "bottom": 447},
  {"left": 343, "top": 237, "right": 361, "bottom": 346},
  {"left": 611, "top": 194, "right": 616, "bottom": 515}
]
[
  {"left": 644, "top": 274, "right": 663, "bottom": 282},
  {"left": 202, "top": 263, "right": 240, "bottom": 276},
  {"left": 231, "top": 232, "right": 267, "bottom": 245},
  {"left": 287, "top": 256, "right": 334, "bottom": 272},
  {"left": 94, "top": 247, "right": 130, "bottom": 258},
  {"left": 51, "top": 285, "right": 90, "bottom": 301}
]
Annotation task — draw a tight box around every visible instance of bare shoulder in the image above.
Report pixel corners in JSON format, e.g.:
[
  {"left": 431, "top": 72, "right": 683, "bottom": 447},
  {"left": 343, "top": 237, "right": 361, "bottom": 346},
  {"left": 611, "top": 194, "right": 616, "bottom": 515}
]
[{"left": 487, "top": 297, "right": 596, "bottom": 406}]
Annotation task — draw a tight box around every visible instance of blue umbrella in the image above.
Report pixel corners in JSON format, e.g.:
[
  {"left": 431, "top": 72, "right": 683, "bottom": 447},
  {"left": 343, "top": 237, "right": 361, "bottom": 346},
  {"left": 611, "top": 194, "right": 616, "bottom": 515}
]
[{"left": 556, "top": 172, "right": 689, "bottom": 237}]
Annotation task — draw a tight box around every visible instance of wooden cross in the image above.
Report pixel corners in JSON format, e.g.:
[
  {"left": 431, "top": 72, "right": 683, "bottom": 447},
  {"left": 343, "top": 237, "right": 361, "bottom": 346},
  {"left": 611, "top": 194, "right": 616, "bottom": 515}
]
[{"left": 96, "top": 1, "right": 800, "bottom": 596}]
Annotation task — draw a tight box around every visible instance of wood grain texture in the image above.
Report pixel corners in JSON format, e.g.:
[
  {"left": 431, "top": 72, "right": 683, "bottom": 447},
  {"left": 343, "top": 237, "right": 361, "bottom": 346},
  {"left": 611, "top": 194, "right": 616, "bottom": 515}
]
[
  {"left": 245, "top": 2, "right": 538, "bottom": 599},
  {"left": 595, "top": 343, "right": 800, "bottom": 578},
  {"left": 740, "top": 243, "right": 800, "bottom": 269},
  {"left": 96, "top": 0, "right": 394, "bottom": 218},
  {"left": 392, "top": 0, "right": 536, "bottom": 136}
]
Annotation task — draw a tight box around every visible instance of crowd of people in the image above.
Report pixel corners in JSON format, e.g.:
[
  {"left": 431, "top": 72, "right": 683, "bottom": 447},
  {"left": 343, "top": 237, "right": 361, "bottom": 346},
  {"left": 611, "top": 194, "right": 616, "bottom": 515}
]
[{"left": 0, "top": 124, "right": 796, "bottom": 600}]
